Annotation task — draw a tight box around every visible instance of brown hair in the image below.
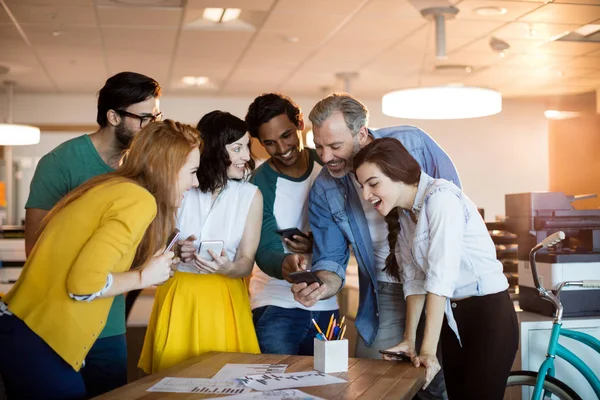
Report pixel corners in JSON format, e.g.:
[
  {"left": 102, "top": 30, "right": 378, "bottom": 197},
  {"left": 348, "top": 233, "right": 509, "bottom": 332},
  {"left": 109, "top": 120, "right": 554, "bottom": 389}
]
[
  {"left": 41, "top": 119, "right": 202, "bottom": 268},
  {"left": 353, "top": 138, "right": 421, "bottom": 281}
]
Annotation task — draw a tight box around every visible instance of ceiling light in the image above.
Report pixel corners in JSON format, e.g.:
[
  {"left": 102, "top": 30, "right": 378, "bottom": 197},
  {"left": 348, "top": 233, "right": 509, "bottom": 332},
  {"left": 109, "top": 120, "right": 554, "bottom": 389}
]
[
  {"left": 222, "top": 8, "right": 241, "bottom": 22},
  {"left": 574, "top": 24, "right": 600, "bottom": 37},
  {"left": 182, "top": 76, "right": 209, "bottom": 86},
  {"left": 203, "top": 7, "right": 241, "bottom": 23},
  {"left": 382, "top": 85, "right": 502, "bottom": 120},
  {"left": 0, "top": 124, "right": 40, "bottom": 145},
  {"left": 544, "top": 110, "right": 581, "bottom": 120},
  {"left": 474, "top": 6, "right": 507, "bottom": 16}
]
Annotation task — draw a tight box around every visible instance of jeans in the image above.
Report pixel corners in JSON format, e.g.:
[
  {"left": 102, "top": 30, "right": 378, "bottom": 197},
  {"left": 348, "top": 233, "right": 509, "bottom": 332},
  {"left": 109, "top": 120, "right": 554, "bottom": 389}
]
[
  {"left": 354, "top": 282, "right": 447, "bottom": 400},
  {"left": 0, "top": 314, "right": 127, "bottom": 399},
  {"left": 253, "top": 306, "right": 339, "bottom": 356}
]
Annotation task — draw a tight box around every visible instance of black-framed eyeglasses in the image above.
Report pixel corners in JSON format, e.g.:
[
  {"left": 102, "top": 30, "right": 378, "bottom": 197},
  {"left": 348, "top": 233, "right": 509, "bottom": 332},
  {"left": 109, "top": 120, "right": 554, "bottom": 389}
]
[{"left": 116, "top": 109, "right": 163, "bottom": 128}]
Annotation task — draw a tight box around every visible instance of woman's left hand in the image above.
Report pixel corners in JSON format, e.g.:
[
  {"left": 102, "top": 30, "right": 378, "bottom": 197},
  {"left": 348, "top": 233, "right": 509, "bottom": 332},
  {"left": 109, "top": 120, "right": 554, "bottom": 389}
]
[
  {"left": 194, "top": 249, "right": 233, "bottom": 275},
  {"left": 413, "top": 352, "right": 441, "bottom": 390}
]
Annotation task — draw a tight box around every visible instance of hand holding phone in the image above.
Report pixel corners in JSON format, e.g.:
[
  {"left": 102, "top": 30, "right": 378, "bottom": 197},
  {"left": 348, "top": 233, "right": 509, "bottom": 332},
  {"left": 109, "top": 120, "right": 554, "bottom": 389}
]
[
  {"left": 379, "top": 349, "right": 411, "bottom": 361},
  {"left": 163, "top": 229, "right": 181, "bottom": 255},
  {"left": 288, "top": 270, "right": 323, "bottom": 286},
  {"left": 276, "top": 228, "right": 309, "bottom": 241},
  {"left": 197, "top": 240, "right": 225, "bottom": 261}
]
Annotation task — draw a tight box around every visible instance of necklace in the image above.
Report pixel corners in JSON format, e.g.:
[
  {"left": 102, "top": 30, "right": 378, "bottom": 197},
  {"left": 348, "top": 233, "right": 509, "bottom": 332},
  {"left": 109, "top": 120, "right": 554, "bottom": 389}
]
[{"left": 271, "top": 149, "right": 309, "bottom": 177}]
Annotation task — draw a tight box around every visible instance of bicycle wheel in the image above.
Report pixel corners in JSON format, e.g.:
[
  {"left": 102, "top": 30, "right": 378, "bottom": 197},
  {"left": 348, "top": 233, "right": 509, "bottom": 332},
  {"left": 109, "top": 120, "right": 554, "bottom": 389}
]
[{"left": 505, "top": 371, "right": 581, "bottom": 400}]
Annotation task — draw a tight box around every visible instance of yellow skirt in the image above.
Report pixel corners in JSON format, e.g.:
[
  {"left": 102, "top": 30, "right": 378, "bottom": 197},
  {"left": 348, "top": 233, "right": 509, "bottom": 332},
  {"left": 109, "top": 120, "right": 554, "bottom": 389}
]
[{"left": 138, "top": 271, "right": 260, "bottom": 374}]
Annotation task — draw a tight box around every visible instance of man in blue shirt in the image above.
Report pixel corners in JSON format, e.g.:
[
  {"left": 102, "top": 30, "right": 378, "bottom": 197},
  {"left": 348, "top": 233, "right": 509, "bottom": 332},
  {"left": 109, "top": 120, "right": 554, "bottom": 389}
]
[{"left": 292, "top": 93, "right": 460, "bottom": 399}]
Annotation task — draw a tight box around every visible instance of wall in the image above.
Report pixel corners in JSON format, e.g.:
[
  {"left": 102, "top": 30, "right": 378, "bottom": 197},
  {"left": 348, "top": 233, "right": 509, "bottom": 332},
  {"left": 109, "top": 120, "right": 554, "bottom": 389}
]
[
  {"left": 549, "top": 115, "right": 600, "bottom": 209},
  {"left": 4, "top": 93, "right": 550, "bottom": 220}
]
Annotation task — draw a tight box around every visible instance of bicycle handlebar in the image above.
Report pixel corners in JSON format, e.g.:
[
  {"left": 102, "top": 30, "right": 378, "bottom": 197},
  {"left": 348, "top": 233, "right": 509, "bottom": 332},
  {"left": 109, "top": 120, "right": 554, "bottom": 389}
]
[
  {"left": 582, "top": 280, "right": 600, "bottom": 288},
  {"left": 529, "top": 231, "right": 566, "bottom": 321},
  {"left": 540, "top": 231, "right": 566, "bottom": 249}
]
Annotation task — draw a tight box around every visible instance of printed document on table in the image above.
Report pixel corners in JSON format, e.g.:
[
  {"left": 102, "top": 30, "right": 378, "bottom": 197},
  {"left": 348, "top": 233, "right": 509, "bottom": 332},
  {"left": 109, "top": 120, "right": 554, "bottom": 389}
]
[
  {"left": 147, "top": 377, "right": 250, "bottom": 395},
  {"left": 212, "top": 364, "right": 287, "bottom": 381},
  {"left": 238, "top": 371, "right": 346, "bottom": 391},
  {"left": 207, "top": 389, "right": 326, "bottom": 400}
]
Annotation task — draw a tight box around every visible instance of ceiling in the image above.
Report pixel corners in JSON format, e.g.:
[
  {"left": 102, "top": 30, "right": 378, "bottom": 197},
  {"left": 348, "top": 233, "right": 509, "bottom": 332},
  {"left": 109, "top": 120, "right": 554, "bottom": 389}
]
[{"left": 0, "top": 0, "right": 599, "bottom": 98}]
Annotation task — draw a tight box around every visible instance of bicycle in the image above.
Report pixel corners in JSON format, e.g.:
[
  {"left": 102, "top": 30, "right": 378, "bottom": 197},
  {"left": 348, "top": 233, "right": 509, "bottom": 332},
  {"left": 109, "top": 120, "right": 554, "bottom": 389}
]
[{"left": 505, "top": 231, "right": 600, "bottom": 399}]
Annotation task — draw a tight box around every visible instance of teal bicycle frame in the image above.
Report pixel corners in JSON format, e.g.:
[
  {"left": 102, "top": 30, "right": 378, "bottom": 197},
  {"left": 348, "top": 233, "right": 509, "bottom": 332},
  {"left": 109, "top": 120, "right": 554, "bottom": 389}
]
[
  {"left": 528, "top": 231, "right": 600, "bottom": 399},
  {"left": 532, "top": 323, "right": 600, "bottom": 398}
]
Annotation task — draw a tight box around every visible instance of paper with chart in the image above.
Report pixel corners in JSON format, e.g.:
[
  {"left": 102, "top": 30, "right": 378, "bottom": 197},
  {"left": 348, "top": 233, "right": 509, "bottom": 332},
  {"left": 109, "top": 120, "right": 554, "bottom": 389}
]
[
  {"left": 238, "top": 370, "right": 346, "bottom": 391},
  {"left": 147, "top": 377, "right": 250, "bottom": 395},
  {"left": 207, "top": 389, "right": 326, "bottom": 400},
  {"left": 212, "top": 363, "right": 287, "bottom": 381}
]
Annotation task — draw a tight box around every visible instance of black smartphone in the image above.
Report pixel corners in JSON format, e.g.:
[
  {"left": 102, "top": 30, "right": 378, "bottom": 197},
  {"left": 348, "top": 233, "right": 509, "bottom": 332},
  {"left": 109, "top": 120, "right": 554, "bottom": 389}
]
[
  {"left": 379, "top": 350, "right": 411, "bottom": 361},
  {"left": 163, "top": 229, "right": 181, "bottom": 255},
  {"left": 276, "top": 227, "right": 309, "bottom": 241},
  {"left": 288, "top": 270, "right": 323, "bottom": 286}
]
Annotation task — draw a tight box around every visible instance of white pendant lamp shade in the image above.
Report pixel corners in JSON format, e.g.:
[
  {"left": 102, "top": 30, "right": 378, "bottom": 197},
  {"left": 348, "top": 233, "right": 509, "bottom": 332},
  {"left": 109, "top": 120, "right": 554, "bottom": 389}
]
[
  {"left": 0, "top": 123, "right": 41, "bottom": 145},
  {"left": 382, "top": 85, "right": 502, "bottom": 120}
]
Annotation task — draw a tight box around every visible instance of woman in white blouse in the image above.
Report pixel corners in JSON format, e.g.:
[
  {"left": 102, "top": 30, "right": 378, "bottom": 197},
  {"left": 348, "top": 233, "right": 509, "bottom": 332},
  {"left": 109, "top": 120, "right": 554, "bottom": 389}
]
[{"left": 354, "top": 137, "right": 518, "bottom": 400}]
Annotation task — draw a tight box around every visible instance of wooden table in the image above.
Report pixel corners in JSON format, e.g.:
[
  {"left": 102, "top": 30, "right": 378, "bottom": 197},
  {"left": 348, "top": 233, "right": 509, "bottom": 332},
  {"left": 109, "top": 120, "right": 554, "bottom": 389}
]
[{"left": 94, "top": 352, "right": 425, "bottom": 400}]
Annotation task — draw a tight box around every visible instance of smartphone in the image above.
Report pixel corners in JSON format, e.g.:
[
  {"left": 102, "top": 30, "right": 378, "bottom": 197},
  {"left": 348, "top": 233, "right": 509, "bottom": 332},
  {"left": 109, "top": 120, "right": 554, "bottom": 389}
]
[
  {"left": 198, "top": 240, "right": 224, "bottom": 261},
  {"left": 163, "top": 229, "right": 181, "bottom": 255},
  {"left": 276, "top": 227, "right": 309, "bottom": 241},
  {"left": 379, "top": 350, "right": 411, "bottom": 361},
  {"left": 288, "top": 270, "right": 323, "bottom": 286}
]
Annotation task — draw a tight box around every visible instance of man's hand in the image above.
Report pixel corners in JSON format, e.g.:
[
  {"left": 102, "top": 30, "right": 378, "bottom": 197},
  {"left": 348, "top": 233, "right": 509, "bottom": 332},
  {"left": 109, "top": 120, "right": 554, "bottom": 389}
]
[
  {"left": 291, "top": 270, "right": 341, "bottom": 307},
  {"left": 177, "top": 234, "right": 197, "bottom": 263},
  {"left": 282, "top": 254, "right": 307, "bottom": 282},
  {"left": 283, "top": 231, "right": 313, "bottom": 254}
]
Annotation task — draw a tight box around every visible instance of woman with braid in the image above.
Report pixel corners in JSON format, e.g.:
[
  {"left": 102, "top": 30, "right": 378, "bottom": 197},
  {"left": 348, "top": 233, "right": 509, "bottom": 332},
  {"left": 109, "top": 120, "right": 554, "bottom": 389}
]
[{"left": 354, "top": 137, "right": 518, "bottom": 400}]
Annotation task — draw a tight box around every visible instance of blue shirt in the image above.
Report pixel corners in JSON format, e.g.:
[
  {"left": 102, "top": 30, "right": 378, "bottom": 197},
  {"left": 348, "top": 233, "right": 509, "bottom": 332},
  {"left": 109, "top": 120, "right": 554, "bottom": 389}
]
[{"left": 308, "top": 125, "right": 461, "bottom": 345}]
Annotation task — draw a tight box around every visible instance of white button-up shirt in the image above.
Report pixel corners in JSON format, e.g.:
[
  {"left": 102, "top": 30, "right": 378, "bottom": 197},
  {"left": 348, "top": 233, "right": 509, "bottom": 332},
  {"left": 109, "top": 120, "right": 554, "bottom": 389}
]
[{"left": 397, "top": 172, "right": 508, "bottom": 341}]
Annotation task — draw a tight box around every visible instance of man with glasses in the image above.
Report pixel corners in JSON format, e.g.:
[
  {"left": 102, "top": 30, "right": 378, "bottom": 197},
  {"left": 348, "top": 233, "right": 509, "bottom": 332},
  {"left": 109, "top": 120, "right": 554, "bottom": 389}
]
[{"left": 24, "top": 71, "right": 161, "bottom": 397}]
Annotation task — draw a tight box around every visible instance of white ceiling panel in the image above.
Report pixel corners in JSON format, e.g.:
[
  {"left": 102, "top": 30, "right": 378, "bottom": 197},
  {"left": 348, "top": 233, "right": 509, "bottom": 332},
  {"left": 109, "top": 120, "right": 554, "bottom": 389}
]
[
  {"left": 457, "top": 37, "right": 546, "bottom": 55},
  {"left": 102, "top": 28, "right": 178, "bottom": 56},
  {"left": 456, "top": 0, "right": 544, "bottom": 22},
  {"left": 492, "top": 22, "right": 579, "bottom": 41},
  {"left": 3, "top": 3, "right": 96, "bottom": 26},
  {"left": 186, "top": 0, "right": 275, "bottom": 12},
  {"left": 42, "top": 55, "right": 107, "bottom": 92},
  {"left": 106, "top": 54, "right": 169, "bottom": 84},
  {"left": 519, "top": 3, "right": 600, "bottom": 25},
  {"left": 97, "top": 6, "right": 182, "bottom": 28},
  {"left": 176, "top": 30, "right": 253, "bottom": 61},
  {"left": 360, "top": 0, "right": 423, "bottom": 19},
  {"left": 0, "top": 0, "right": 598, "bottom": 98},
  {"left": 23, "top": 26, "right": 102, "bottom": 47},
  {"left": 533, "top": 40, "right": 600, "bottom": 56},
  {"left": 559, "top": 55, "right": 600, "bottom": 68},
  {"left": 273, "top": 0, "right": 366, "bottom": 15},
  {"left": 501, "top": 52, "right": 569, "bottom": 68}
]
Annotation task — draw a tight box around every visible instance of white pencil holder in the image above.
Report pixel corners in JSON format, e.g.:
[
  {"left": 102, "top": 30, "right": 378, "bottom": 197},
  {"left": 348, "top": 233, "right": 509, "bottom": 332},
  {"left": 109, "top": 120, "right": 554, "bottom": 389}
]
[{"left": 313, "top": 338, "right": 348, "bottom": 373}]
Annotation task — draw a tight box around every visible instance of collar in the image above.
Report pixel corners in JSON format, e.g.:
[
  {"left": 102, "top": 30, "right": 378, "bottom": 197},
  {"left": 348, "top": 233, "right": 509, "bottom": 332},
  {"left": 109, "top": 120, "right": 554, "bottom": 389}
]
[{"left": 410, "top": 171, "right": 434, "bottom": 219}]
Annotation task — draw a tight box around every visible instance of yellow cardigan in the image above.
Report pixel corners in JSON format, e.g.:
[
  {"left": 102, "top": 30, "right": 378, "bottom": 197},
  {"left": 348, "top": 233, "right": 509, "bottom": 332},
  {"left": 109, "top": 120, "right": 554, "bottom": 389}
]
[{"left": 4, "top": 180, "right": 156, "bottom": 370}]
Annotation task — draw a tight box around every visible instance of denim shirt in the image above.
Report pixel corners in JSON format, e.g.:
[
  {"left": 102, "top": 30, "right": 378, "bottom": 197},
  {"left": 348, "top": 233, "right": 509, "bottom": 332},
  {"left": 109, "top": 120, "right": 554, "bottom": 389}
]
[
  {"left": 399, "top": 172, "right": 508, "bottom": 341},
  {"left": 308, "top": 125, "right": 461, "bottom": 345}
]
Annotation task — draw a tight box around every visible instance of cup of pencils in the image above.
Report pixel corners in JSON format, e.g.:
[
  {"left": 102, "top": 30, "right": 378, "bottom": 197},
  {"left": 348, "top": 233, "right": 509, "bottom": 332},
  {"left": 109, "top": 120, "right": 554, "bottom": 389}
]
[{"left": 313, "top": 314, "right": 348, "bottom": 373}]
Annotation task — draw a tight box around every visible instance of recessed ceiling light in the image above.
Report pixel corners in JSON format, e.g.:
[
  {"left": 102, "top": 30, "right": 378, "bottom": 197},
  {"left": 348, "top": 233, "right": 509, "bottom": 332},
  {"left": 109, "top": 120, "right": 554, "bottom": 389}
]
[
  {"left": 182, "top": 76, "right": 209, "bottom": 86},
  {"left": 474, "top": 6, "right": 507, "bottom": 16},
  {"left": 203, "top": 7, "right": 241, "bottom": 23},
  {"left": 574, "top": 24, "right": 600, "bottom": 37}
]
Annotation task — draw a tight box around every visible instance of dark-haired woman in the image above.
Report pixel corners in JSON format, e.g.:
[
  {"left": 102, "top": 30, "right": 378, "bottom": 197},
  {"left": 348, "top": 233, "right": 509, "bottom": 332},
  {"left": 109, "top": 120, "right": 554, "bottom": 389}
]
[
  {"left": 354, "top": 137, "right": 518, "bottom": 400},
  {"left": 139, "top": 111, "right": 263, "bottom": 373}
]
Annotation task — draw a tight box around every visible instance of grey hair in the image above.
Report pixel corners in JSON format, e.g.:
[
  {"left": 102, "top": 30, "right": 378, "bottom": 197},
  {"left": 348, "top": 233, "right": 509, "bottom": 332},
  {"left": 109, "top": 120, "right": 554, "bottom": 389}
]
[{"left": 308, "top": 93, "right": 369, "bottom": 136}]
